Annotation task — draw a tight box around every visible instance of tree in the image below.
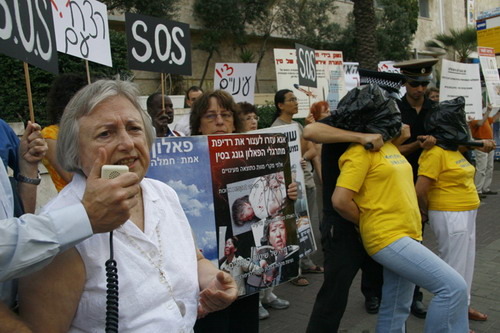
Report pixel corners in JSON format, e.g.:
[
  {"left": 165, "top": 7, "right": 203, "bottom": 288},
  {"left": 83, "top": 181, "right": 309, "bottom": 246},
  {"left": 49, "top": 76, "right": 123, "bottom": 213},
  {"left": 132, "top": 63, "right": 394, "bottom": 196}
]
[
  {"left": 353, "top": 0, "right": 378, "bottom": 69},
  {"left": 275, "top": 0, "right": 341, "bottom": 50},
  {"left": 193, "top": 0, "right": 273, "bottom": 88},
  {"left": 333, "top": 0, "right": 419, "bottom": 63},
  {"left": 424, "top": 26, "right": 477, "bottom": 63},
  {"left": 0, "top": 31, "right": 131, "bottom": 126},
  {"left": 376, "top": 0, "right": 419, "bottom": 61},
  {"left": 102, "top": 0, "right": 178, "bottom": 19}
]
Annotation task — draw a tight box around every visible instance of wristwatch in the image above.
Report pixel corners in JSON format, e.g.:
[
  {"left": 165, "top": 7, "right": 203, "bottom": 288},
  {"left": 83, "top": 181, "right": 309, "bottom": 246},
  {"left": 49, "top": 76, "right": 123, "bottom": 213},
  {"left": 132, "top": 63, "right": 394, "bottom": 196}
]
[{"left": 17, "top": 172, "right": 41, "bottom": 185}]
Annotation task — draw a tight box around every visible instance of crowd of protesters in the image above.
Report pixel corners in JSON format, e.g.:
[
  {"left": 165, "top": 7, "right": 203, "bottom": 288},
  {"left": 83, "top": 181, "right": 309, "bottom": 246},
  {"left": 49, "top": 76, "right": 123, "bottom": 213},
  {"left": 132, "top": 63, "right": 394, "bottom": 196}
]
[{"left": 0, "top": 59, "right": 497, "bottom": 333}]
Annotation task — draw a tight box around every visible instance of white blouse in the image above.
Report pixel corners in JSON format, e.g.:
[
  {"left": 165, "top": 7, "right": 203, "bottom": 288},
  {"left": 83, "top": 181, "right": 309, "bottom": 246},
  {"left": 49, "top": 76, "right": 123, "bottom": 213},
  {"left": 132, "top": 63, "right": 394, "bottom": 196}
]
[{"left": 41, "top": 174, "right": 199, "bottom": 333}]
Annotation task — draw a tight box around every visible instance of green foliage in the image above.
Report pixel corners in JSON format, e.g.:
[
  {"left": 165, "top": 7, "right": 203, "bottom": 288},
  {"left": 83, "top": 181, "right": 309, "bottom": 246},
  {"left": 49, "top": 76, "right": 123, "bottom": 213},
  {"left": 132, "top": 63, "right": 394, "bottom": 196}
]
[
  {"left": 0, "top": 30, "right": 131, "bottom": 126},
  {"left": 376, "top": 0, "right": 419, "bottom": 61},
  {"left": 275, "top": 0, "right": 341, "bottom": 50},
  {"left": 424, "top": 26, "right": 477, "bottom": 63},
  {"left": 101, "top": 0, "right": 179, "bottom": 18},
  {"left": 333, "top": 0, "right": 419, "bottom": 62},
  {"left": 193, "top": 0, "right": 273, "bottom": 87},
  {"left": 256, "top": 102, "right": 276, "bottom": 129}
]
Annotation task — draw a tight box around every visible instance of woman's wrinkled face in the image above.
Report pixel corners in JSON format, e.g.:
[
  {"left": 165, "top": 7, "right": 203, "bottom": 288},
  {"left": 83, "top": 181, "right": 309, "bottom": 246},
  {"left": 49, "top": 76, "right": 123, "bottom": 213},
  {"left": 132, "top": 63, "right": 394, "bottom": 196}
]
[
  {"left": 78, "top": 95, "right": 150, "bottom": 180},
  {"left": 268, "top": 220, "right": 286, "bottom": 251},
  {"left": 242, "top": 112, "right": 258, "bottom": 132},
  {"left": 199, "top": 97, "right": 235, "bottom": 135}
]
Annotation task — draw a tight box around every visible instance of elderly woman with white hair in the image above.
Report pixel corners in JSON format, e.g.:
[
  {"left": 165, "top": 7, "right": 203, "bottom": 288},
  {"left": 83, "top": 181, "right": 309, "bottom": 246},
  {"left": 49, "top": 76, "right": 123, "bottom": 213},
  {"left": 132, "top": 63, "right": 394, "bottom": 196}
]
[{"left": 18, "top": 80, "right": 237, "bottom": 332}]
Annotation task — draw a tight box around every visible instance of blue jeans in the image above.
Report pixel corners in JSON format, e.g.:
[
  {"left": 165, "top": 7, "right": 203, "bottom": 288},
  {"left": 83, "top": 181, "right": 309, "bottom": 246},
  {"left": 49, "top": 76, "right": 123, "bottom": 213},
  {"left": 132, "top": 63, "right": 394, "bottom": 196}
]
[{"left": 372, "top": 236, "right": 468, "bottom": 333}]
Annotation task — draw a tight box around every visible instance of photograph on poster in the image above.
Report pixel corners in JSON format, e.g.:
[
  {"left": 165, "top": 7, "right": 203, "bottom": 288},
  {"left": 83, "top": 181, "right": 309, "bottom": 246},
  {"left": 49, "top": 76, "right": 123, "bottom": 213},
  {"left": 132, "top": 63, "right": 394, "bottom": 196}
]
[
  {"left": 246, "top": 216, "right": 300, "bottom": 289},
  {"left": 229, "top": 171, "right": 287, "bottom": 235}
]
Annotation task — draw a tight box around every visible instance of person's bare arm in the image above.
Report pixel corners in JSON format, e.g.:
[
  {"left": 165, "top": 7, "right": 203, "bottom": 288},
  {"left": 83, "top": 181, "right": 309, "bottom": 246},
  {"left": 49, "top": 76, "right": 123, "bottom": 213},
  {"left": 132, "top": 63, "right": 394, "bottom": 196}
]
[
  {"left": 17, "top": 122, "right": 47, "bottom": 213},
  {"left": 332, "top": 186, "right": 359, "bottom": 225},
  {"left": 392, "top": 124, "right": 410, "bottom": 146},
  {"left": 45, "top": 139, "right": 73, "bottom": 183},
  {"left": 302, "top": 139, "right": 317, "bottom": 161},
  {"left": 196, "top": 250, "right": 237, "bottom": 319},
  {"left": 19, "top": 248, "right": 85, "bottom": 332},
  {"left": 474, "top": 104, "right": 492, "bottom": 127},
  {"left": 0, "top": 302, "right": 32, "bottom": 333},
  {"left": 304, "top": 122, "right": 383, "bottom": 151},
  {"left": 415, "top": 176, "right": 433, "bottom": 223}
]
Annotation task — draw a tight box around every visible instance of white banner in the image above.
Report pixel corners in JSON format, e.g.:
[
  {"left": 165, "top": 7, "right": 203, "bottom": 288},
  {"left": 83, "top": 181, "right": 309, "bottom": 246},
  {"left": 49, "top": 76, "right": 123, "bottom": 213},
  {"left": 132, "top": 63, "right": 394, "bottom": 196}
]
[
  {"left": 478, "top": 47, "right": 500, "bottom": 107},
  {"left": 440, "top": 59, "right": 482, "bottom": 119},
  {"left": 214, "top": 63, "right": 257, "bottom": 104},
  {"left": 274, "top": 49, "right": 345, "bottom": 117},
  {"left": 378, "top": 60, "right": 406, "bottom": 97},
  {"left": 51, "top": 0, "right": 112, "bottom": 67},
  {"left": 343, "top": 62, "right": 359, "bottom": 93}
]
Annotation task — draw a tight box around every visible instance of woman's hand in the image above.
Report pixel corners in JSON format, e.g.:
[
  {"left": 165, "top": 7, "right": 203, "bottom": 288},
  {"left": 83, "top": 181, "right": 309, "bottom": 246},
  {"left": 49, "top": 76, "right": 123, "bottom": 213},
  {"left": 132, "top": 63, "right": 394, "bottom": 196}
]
[
  {"left": 287, "top": 182, "right": 298, "bottom": 201},
  {"left": 197, "top": 271, "right": 237, "bottom": 318}
]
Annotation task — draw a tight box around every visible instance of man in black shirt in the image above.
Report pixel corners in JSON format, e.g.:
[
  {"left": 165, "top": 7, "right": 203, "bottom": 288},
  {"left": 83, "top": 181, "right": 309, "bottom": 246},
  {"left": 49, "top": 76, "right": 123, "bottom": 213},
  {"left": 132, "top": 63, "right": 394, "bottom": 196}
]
[{"left": 394, "top": 59, "right": 438, "bottom": 318}]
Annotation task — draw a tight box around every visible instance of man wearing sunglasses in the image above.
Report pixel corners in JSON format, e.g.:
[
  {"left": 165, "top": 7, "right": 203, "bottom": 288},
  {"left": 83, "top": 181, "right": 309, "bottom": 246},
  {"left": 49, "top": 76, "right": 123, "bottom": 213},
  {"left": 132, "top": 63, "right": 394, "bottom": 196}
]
[{"left": 393, "top": 58, "right": 438, "bottom": 319}]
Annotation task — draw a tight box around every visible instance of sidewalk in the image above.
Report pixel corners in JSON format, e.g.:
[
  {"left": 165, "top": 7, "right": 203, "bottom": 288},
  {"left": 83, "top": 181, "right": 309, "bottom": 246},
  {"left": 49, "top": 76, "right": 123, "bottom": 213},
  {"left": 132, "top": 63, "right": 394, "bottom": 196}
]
[{"left": 260, "top": 165, "right": 500, "bottom": 333}]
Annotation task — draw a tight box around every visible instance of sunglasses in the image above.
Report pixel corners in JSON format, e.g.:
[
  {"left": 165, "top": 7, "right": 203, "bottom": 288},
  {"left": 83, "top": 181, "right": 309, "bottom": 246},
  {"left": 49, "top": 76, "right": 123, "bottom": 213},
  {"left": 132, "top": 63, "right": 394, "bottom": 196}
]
[{"left": 408, "top": 80, "right": 430, "bottom": 88}]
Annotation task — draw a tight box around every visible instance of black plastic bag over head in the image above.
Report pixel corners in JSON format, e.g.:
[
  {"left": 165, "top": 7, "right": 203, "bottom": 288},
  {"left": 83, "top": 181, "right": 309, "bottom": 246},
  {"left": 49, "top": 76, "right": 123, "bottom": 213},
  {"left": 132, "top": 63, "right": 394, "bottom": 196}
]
[
  {"left": 331, "top": 84, "right": 402, "bottom": 141},
  {"left": 424, "top": 96, "right": 471, "bottom": 151}
]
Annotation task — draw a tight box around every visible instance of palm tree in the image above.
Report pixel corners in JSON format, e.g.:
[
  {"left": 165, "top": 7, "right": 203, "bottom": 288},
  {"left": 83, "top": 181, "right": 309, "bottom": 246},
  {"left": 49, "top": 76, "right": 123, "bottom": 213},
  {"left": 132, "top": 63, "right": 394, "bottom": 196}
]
[
  {"left": 353, "top": 0, "right": 378, "bottom": 70},
  {"left": 424, "top": 26, "right": 477, "bottom": 63}
]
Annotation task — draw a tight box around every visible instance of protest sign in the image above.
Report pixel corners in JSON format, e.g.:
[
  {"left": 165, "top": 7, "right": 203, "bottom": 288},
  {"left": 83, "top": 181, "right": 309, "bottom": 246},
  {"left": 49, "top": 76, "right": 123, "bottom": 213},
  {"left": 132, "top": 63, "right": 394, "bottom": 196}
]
[
  {"left": 378, "top": 60, "right": 406, "bottom": 98},
  {"left": 274, "top": 48, "right": 345, "bottom": 117},
  {"left": 51, "top": 0, "right": 112, "bottom": 67},
  {"left": 214, "top": 63, "right": 257, "bottom": 103},
  {"left": 440, "top": 59, "right": 482, "bottom": 119},
  {"left": 147, "top": 133, "right": 299, "bottom": 297},
  {"left": 125, "top": 13, "right": 191, "bottom": 75},
  {"left": 478, "top": 47, "right": 500, "bottom": 107},
  {"left": 295, "top": 43, "right": 317, "bottom": 88},
  {"left": 343, "top": 62, "right": 359, "bottom": 92},
  {"left": 0, "top": 0, "right": 58, "bottom": 74},
  {"left": 251, "top": 124, "right": 317, "bottom": 260}
]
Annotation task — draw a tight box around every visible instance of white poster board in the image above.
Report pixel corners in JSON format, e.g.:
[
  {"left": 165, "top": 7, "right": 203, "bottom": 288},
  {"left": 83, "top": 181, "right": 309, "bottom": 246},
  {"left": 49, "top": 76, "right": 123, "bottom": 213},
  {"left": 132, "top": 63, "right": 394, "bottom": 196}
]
[
  {"left": 51, "top": 0, "right": 112, "bottom": 67},
  {"left": 440, "top": 59, "right": 482, "bottom": 119},
  {"left": 478, "top": 47, "right": 500, "bottom": 107},
  {"left": 343, "top": 62, "right": 359, "bottom": 92},
  {"left": 274, "top": 49, "right": 345, "bottom": 117},
  {"left": 378, "top": 60, "right": 406, "bottom": 97},
  {"left": 214, "top": 63, "right": 257, "bottom": 104}
]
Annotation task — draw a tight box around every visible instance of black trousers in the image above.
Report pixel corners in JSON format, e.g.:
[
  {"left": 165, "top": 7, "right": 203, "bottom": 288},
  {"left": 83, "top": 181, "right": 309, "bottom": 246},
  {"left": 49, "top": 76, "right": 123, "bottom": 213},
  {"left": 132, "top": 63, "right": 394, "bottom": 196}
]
[
  {"left": 306, "top": 214, "right": 383, "bottom": 333},
  {"left": 194, "top": 292, "right": 259, "bottom": 333}
]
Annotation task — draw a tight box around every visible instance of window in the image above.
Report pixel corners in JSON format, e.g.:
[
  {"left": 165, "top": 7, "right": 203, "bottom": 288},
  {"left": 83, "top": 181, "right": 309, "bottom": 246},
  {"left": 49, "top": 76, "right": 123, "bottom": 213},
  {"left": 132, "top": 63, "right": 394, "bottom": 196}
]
[{"left": 419, "top": 0, "right": 430, "bottom": 18}]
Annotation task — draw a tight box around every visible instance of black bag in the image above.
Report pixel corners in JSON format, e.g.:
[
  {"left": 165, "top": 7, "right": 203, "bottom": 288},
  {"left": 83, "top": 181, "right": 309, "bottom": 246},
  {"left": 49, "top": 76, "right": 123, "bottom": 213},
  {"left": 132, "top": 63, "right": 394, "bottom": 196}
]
[
  {"left": 424, "top": 96, "right": 471, "bottom": 151},
  {"left": 331, "top": 84, "right": 401, "bottom": 141}
]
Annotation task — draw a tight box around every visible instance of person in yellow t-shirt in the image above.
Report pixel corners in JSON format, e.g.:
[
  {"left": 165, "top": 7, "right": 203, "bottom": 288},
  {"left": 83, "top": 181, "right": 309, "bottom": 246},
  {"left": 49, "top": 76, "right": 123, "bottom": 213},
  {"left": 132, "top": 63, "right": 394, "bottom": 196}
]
[
  {"left": 332, "top": 84, "right": 469, "bottom": 332},
  {"left": 416, "top": 147, "right": 486, "bottom": 322},
  {"left": 416, "top": 97, "right": 494, "bottom": 323},
  {"left": 42, "top": 74, "right": 86, "bottom": 192}
]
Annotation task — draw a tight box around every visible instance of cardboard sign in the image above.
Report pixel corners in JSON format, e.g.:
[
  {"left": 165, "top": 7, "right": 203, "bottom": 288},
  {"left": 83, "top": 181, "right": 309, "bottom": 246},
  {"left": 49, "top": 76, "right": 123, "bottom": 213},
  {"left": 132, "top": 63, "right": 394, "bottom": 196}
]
[
  {"left": 51, "top": 0, "right": 112, "bottom": 67},
  {"left": 214, "top": 63, "right": 257, "bottom": 103},
  {"left": 125, "top": 12, "right": 191, "bottom": 75},
  {"left": 0, "top": 0, "right": 58, "bottom": 73},
  {"left": 343, "top": 62, "right": 359, "bottom": 92},
  {"left": 251, "top": 124, "right": 317, "bottom": 260},
  {"left": 295, "top": 43, "right": 317, "bottom": 88},
  {"left": 440, "top": 59, "right": 482, "bottom": 119},
  {"left": 478, "top": 46, "right": 500, "bottom": 107},
  {"left": 274, "top": 48, "right": 344, "bottom": 117},
  {"left": 146, "top": 134, "right": 299, "bottom": 297}
]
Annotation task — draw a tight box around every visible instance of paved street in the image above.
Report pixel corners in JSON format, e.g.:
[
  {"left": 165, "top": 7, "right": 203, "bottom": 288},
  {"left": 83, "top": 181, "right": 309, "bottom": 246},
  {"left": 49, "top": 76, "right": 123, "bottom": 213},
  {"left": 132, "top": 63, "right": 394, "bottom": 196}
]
[{"left": 260, "top": 164, "right": 500, "bottom": 333}]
